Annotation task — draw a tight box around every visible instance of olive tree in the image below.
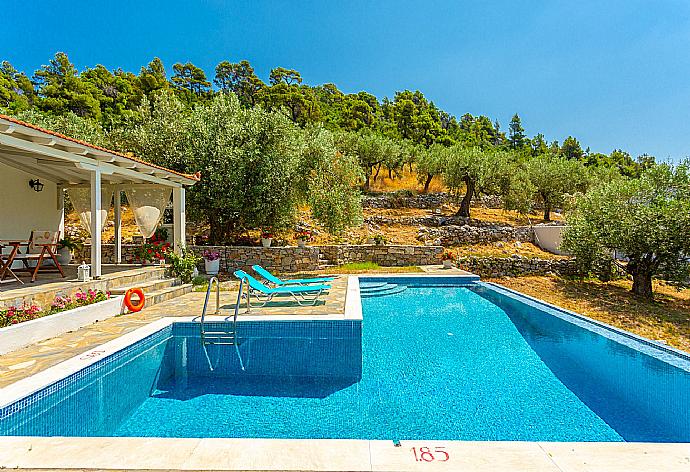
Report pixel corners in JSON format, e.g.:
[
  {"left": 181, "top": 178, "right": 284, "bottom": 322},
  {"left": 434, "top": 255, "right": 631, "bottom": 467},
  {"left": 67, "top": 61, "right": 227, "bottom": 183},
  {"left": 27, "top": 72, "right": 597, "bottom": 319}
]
[
  {"left": 416, "top": 143, "right": 447, "bottom": 193},
  {"left": 443, "top": 145, "right": 522, "bottom": 218},
  {"left": 299, "top": 126, "right": 363, "bottom": 234},
  {"left": 119, "top": 92, "right": 362, "bottom": 242},
  {"left": 562, "top": 162, "right": 690, "bottom": 299},
  {"left": 525, "top": 153, "right": 590, "bottom": 221},
  {"left": 335, "top": 131, "right": 400, "bottom": 190}
]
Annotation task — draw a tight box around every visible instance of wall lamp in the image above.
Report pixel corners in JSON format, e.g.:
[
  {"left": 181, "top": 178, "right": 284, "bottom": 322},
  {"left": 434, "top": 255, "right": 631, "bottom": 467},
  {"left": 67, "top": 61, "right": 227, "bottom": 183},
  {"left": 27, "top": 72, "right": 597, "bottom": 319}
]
[{"left": 29, "top": 179, "right": 44, "bottom": 192}]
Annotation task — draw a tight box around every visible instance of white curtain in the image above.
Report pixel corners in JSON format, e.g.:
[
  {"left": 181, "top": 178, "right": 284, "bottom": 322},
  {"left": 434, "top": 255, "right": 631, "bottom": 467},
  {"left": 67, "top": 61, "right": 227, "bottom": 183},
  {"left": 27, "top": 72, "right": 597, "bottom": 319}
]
[
  {"left": 125, "top": 185, "right": 172, "bottom": 239},
  {"left": 67, "top": 186, "right": 114, "bottom": 235}
]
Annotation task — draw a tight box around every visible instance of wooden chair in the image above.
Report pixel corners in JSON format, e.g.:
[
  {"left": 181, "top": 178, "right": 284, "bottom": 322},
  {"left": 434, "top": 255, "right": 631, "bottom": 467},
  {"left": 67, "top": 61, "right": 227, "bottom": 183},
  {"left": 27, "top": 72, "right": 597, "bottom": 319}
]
[{"left": 11, "top": 230, "right": 66, "bottom": 283}]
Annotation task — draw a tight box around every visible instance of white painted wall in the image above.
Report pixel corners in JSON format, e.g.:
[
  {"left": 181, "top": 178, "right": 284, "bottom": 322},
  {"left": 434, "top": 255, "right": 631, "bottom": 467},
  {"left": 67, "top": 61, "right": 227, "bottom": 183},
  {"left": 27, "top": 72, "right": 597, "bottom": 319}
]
[
  {"left": 0, "top": 162, "right": 63, "bottom": 241},
  {"left": 533, "top": 225, "right": 567, "bottom": 255}
]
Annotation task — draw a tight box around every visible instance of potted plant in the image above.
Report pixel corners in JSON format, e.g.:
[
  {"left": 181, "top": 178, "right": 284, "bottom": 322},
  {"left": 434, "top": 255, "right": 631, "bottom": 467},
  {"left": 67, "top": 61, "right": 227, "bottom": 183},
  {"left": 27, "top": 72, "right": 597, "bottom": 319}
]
[
  {"left": 56, "top": 237, "right": 82, "bottom": 265},
  {"left": 261, "top": 229, "right": 273, "bottom": 248},
  {"left": 135, "top": 236, "right": 171, "bottom": 265},
  {"left": 202, "top": 249, "right": 221, "bottom": 275},
  {"left": 295, "top": 229, "right": 312, "bottom": 248},
  {"left": 441, "top": 250, "right": 455, "bottom": 269}
]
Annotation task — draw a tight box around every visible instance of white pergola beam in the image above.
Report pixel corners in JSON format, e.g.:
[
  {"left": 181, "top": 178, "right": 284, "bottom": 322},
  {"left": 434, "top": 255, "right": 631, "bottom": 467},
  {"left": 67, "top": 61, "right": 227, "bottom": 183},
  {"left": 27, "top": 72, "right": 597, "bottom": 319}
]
[
  {"left": 0, "top": 132, "right": 185, "bottom": 187},
  {"left": 28, "top": 136, "right": 57, "bottom": 146}
]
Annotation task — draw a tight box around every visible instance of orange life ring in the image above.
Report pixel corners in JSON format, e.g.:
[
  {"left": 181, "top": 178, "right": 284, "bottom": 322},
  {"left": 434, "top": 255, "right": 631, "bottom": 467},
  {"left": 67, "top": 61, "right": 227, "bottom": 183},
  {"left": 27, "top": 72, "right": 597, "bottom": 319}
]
[{"left": 124, "top": 288, "right": 145, "bottom": 312}]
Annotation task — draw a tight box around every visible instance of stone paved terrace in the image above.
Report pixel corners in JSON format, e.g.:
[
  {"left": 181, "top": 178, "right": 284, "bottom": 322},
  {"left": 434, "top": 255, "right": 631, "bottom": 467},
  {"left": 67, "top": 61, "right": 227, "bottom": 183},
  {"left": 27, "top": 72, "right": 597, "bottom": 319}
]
[{"left": 0, "top": 275, "right": 347, "bottom": 388}]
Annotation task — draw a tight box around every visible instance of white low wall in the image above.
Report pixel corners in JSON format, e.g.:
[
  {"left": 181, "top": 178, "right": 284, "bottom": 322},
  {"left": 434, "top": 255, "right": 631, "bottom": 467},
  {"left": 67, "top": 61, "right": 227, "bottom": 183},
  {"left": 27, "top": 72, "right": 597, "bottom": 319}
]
[
  {"left": 533, "top": 225, "right": 567, "bottom": 255},
  {"left": 0, "top": 296, "right": 124, "bottom": 355}
]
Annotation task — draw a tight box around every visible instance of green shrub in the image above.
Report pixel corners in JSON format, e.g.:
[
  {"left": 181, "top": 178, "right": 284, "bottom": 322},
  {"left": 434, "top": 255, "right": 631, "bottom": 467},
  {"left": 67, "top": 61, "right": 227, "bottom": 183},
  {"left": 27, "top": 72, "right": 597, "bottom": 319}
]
[{"left": 166, "top": 248, "right": 201, "bottom": 283}]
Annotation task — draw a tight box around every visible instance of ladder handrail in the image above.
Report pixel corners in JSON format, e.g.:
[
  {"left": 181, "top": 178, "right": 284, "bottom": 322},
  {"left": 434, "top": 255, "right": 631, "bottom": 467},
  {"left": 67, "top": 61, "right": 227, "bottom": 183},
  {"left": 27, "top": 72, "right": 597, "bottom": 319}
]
[
  {"left": 199, "top": 276, "right": 245, "bottom": 371},
  {"left": 200, "top": 276, "right": 220, "bottom": 325},
  {"left": 234, "top": 276, "right": 245, "bottom": 320}
]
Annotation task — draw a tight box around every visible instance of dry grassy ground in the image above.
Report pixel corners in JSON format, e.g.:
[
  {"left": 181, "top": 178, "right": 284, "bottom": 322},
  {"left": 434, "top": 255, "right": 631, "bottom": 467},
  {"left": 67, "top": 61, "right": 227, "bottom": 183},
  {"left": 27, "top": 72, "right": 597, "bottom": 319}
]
[
  {"left": 366, "top": 169, "right": 446, "bottom": 193},
  {"left": 488, "top": 275, "right": 690, "bottom": 353}
]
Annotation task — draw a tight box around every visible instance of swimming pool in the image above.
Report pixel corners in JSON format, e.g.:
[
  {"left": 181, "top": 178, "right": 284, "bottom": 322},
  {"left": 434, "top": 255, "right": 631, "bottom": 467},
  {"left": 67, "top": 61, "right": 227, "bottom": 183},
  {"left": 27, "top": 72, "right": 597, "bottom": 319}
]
[{"left": 1, "top": 277, "right": 689, "bottom": 441}]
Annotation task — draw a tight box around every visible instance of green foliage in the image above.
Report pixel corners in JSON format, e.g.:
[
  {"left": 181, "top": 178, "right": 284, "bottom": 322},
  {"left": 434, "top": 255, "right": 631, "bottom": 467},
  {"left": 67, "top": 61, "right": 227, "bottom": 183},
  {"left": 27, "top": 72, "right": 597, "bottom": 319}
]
[
  {"left": 15, "top": 108, "right": 110, "bottom": 146},
  {"left": 335, "top": 130, "right": 401, "bottom": 190},
  {"left": 560, "top": 136, "right": 584, "bottom": 160},
  {"left": 562, "top": 162, "right": 690, "bottom": 298},
  {"left": 172, "top": 62, "right": 211, "bottom": 101},
  {"left": 508, "top": 113, "right": 526, "bottom": 149},
  {"left": 33, "top": 52, "right": 102, "bottom": 120},
  {"left": 57, "top": 236, "right": 82, "bottom": 252},
  {"left": 525, "top": 153, "right": 589, "bottom": 220},
  {"left": 415, "top": 144, "right": 446, "bottom": 192},
  {"left": 0, "top": 61, "right": 34, "bottom": 112},
  {"left": 166, "top": 248, "right": 201, "bottom": 284},
  {"left": 0, "top": 53, "right": 660, "bottom": 245},
  {"left": 442, "top": 146, "right": 522, "bottom": 217},
  {"left": 300, "top": 127, "right": 363, "bottom": 234},
  {"left": 214, "top": 60, "right": 265, "bottom": 106}
]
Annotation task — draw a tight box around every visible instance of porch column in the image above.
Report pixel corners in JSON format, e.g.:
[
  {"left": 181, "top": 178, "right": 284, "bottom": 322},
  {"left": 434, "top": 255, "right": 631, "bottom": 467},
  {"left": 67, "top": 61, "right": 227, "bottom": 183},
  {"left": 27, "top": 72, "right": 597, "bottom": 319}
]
[
  {"left": 173, "top": 186, "right": 186, "bottom": 254},
  {"left": 57, "top": 186, "right": 65, "bottom": 238},
  {"left": 114, "top": 188, "right": 121, "bottom": 264},
  {"left": 90, "top": 169, "right": 102, "bottom": 278}
]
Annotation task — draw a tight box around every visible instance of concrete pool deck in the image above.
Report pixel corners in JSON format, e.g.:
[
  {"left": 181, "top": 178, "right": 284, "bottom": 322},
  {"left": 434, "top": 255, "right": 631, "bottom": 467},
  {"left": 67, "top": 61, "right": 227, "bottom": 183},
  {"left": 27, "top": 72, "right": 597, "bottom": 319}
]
[
  {"left": 0, "top": 436, "right": 689, "bottom": 471},
  {"left": 1, "top": 272, "right": 689, "bottom": 471}
]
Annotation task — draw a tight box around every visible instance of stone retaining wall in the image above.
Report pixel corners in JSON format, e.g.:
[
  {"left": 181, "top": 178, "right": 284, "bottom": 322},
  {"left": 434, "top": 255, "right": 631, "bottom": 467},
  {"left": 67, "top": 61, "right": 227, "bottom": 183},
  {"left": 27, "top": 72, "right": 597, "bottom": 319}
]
[
  {"left": 362, "top": 192, "right": 451, "bottom": 209},
  {"left": 315, "top": 245, "right": 443, "bottom": 267},
  {"left": 456, "top": 255, "right": 580, "bottom": 278},
  {"left": 418, "top": 225, "right": 534, "bottom": 246},
  {"left": 76, "top": 244, "right": 443, "bottom": 272}
]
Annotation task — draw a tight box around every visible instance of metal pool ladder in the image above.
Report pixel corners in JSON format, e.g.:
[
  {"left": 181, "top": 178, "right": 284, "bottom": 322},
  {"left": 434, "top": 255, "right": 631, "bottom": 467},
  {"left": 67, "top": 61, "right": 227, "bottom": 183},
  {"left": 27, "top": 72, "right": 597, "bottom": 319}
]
[{"left": 199, "top": 276, "right": 245, "bottom": 371}]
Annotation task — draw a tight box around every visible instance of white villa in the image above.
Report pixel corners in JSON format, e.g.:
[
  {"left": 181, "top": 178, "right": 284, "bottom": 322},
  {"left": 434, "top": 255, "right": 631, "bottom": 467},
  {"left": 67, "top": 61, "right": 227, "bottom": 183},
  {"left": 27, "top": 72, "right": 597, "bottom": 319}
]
[{"left": 0, "top": 114, "right": 199, "bottom": 281}]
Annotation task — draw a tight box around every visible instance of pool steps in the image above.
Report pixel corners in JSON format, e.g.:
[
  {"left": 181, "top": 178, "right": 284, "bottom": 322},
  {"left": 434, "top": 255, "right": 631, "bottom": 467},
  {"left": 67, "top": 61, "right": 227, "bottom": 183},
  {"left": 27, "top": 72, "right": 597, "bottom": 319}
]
[{"left": 359, "top": 282, "right": 407, "bottom": 298}]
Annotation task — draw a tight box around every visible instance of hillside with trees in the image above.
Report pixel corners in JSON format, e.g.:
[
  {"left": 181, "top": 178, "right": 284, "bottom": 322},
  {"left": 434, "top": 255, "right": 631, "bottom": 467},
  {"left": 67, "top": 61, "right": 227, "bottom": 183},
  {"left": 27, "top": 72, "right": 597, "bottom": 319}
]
[{"left": 5, "top": 52, "right": 689, "bottom": 300}]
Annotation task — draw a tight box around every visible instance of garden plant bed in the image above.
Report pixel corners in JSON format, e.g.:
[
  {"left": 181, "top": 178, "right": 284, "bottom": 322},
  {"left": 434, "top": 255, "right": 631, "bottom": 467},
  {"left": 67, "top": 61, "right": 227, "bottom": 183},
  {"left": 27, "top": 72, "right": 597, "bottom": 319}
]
[{"left": 0, "top": 296, "right": 124, "bottom": 355}]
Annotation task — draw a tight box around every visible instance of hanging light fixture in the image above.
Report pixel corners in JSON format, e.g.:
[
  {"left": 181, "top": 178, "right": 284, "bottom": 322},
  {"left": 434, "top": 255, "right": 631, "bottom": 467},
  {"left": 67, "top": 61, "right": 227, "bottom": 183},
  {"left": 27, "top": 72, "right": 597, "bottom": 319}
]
[{"left": 29, "top": 179, "right": 44, "bottom": 192}]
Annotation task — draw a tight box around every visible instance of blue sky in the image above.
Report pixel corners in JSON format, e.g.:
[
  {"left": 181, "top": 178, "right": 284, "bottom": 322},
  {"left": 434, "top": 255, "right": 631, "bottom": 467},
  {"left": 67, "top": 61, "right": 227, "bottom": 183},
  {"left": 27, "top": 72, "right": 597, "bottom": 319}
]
[{"left": 2, "top": 0, "right": 690, "bottom": 161}]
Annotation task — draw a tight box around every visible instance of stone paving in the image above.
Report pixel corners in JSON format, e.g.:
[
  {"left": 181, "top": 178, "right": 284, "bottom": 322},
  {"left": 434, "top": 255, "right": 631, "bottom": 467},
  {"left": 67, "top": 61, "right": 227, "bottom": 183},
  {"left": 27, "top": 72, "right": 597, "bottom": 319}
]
[{"left": 0, "top": 275, "right": 347, "bottom": 389}]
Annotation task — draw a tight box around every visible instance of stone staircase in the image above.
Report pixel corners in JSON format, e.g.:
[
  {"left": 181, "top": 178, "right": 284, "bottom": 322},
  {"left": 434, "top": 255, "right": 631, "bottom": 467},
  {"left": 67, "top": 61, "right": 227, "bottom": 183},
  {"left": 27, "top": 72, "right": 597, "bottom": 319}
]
[
  {"left": 318, "top": 253, "right": 336, "bottom": 270},
  {"left": 109, "top": 270, "right": 192, "bottom": 308}
]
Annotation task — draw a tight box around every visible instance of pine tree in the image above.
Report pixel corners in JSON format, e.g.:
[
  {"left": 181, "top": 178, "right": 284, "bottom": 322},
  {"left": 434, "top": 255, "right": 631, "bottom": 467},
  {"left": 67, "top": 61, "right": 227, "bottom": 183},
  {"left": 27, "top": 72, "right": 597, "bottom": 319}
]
[{"left": 508, "top": 113, "right": 526, "bottom": 149}]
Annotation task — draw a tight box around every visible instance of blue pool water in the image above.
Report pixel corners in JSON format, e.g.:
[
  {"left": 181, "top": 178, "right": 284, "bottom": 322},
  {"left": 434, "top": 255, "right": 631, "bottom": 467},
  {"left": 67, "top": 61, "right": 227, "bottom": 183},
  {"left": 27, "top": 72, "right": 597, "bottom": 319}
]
[{"left": 1, "top": 279, "right": 689, "bottom": 441}]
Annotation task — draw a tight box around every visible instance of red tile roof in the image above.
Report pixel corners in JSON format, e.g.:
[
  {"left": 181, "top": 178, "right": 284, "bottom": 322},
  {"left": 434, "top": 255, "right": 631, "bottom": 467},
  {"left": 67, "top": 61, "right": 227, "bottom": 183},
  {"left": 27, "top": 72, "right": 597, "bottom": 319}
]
[{"left": 0, "top": 113, "right": 200, "bottom": 183}]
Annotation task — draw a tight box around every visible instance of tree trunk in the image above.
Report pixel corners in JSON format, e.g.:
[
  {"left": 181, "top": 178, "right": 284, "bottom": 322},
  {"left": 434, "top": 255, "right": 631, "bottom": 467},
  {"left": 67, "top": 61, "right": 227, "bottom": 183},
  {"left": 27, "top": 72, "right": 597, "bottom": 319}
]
[
  {"left": 388, "top": 167, "right": 393, "bottom": 179},
  {"left": 373, "top": 163, "right": 382, "bottom": 181},
  {"left": 455, "top": 177, "right": 475, "bottom": 218},
  {"left": 423, "top": 174, "right": 433, "bottom": 193},
  {"left": 364, "top": 169, "right": 371, "bottom": 191},
  {"left": 409, "top": 162, "right": 413, "bottom": 173},
  {"left": 628, "top": 258, "right": 655, "bottom": 299},
  {"left": 209, "top": 218, "right": 221, "bottom": 245},
  {"left": 543, "top": 204, "right": 551, "bottom": 221},
  {"left": 631, "top": 272, "right": 654, "bottom": 299}
]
